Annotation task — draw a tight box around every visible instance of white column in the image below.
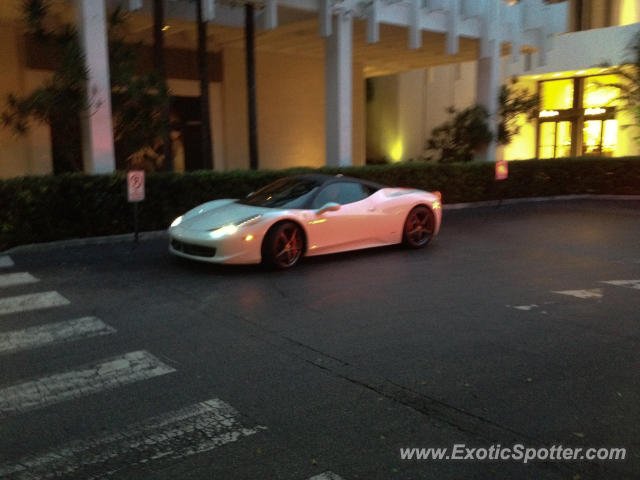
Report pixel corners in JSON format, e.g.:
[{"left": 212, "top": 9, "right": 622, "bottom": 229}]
[
  {"left": 325, "top": 12, "right": 353, "bottom": 167},
  {"left": 475, "top": 0, "right": 501, "bottom": 162},
  {"left": 76, "top": 0, "right": 116, "bottom": 174}
]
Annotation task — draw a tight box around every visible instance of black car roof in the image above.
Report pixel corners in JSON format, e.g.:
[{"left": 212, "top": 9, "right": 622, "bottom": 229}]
[{"left": 292, "top": 173, "right": 388, "bottom": 190}]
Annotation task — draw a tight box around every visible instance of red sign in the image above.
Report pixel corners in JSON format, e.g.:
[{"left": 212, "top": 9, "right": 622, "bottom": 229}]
[
  {"left": 495, "top": 160, "right": 508, "bottom": 181},
  {"left": 127, "top": 170, "right": 145, "bottom": 202}
]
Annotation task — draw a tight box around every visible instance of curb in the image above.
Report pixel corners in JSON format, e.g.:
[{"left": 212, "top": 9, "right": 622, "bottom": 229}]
[
  {"left": 443, "top": 194, "right": 640, "bottom": 210},
  {"left": 5, "top": 230, "right": 168, "bottom": 254},
  {"left": 4, "top": 194, "right": 640, "bottom": 253}
]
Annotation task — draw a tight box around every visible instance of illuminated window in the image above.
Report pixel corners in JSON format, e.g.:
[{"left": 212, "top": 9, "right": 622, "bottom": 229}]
[
  {"left": 555, "top": 121, "right": 572, "bottom": 157},
  {"left": 582, "top": 119, "right": 618, "bottom": 156},
  {"left": 536, "top": 74, "right": 623, "bottom": 158},
  {"left": 539, "top": 123, "right": 556, "bottom": 159},
  {"left": 540, "top": 79, "right": 574, "bottom": 110},
  {"left": 619, "top": 0, "right": 639, "bottom": 26},
  {"left": 602, "top": 120, "right": 618, "bottom": 153},
  {"left": 539, "top": 121, "right": 572, "bottom": 158},
  {"left": 583, "top": 120, "right": 602, "bottom": 154},
  {"left": 583, "top": 75, "right": 621, "bottom": 108}
]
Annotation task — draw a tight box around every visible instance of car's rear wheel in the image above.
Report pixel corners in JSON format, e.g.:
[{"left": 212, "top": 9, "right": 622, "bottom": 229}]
[
  {"left": 403, "top": 205, "right": 435, "bottom": 248},
  {"left": 262, "top": 221, "right": 304, "bottom": 269}
]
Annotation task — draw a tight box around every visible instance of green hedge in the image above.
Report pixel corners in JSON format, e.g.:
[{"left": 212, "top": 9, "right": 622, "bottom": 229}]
[{"left": 2, "top": 157, "right": 640, "bottom": 250}]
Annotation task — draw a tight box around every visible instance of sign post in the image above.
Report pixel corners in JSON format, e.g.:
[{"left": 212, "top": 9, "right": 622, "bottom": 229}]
[
  {"left": 494, "top": 160, "right": 508, "bottom": 207},
  {"left": 127, "top": 170, "right": 145, "bottom": 243}
]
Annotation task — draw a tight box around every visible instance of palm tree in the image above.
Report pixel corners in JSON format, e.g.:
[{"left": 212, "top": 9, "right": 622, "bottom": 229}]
[{"left": 612, "top": 32, "right": 640, "bottom": 146}]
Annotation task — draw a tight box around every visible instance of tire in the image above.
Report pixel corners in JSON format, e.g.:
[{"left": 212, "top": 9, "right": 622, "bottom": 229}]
[
  {"left": 262, "top": 221, "right": 305, "bottom": 269},
  {"left": 402, "top": 205, "right": 435, "bottom": 248}
]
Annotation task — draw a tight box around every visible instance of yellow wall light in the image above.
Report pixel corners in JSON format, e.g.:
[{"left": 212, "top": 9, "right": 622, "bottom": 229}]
[
  {"left": 390, "top": 139, "right": 403, "bottom": 162},
  {"left": 585, "top": 107, "right": 606, "bottom": 116}
]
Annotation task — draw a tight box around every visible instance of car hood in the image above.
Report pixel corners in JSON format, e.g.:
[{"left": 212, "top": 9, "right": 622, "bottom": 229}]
[{"left": 180, "top": 200, "right": 272, "bottom": 231}]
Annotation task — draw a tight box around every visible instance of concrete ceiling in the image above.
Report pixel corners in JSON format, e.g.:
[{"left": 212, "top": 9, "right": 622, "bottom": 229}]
[{"left": 2, "top": 0, "right": 519, "bottom": 79}]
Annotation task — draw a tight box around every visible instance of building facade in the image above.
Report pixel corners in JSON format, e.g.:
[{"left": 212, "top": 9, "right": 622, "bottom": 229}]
[
  {"left": 1, "top": 0, "right": 623, "bottom": 179},
  {"left": 368, "top": 0, "right": 640, "bottom": 163}
]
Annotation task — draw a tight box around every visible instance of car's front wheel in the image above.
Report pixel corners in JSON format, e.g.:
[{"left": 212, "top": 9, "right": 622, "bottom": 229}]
[
  {"left": 262, "top": 221, "right": 304, "bottom": 269},
  {"left": 403, "top": 205, "right": 435, "bottom": 248}
]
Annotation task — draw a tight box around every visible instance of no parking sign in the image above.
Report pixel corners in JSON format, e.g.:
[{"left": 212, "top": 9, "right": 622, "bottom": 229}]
[
  {"left": 127, "top": 170, "right": 145, "bottom": 202},
  {"left": 127, "top": 170, "right": 145, "bottom": 243},
  {"left": 495, "top": 160, "right": 508, "bottom": 181}
]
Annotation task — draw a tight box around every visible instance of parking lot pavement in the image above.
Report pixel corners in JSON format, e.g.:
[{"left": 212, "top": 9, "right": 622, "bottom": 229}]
[{"left": 1, "top": 199, "right": 639, "bottom": 479}]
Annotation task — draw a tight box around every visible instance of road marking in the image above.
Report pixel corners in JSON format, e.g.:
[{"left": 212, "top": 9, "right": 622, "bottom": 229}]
[
  {"left": 552, "top": 289, "right": 603, "bottom": 299},
  {"left": 0, "top": 272, "right": 39, "bottom": 288},
  {"left": 613, "top": 258, "right": 640, "bottom": 265},
  {"left": 308, "top": 473, "right": 345, "bottom": 480},
  {"left": 0, "top": 256, "right": 14, "bottom": 268},
  {"left": 601, "top": 279, "right": 640, "bottom": 290},
  {"left": 0, "top": 350, "right": 175, "bottom": 416},
  {"left": 0, "top": 291, "right": 70, "bottom": 316},
  {"left": 0, "top": 398, "right": 264, "bottom": 479},
  {"left": 0, "top": 316, "right": 116, "bottom": 355},
  {"left": 512, "top": 304, "right": 538, "bottom": 311}
]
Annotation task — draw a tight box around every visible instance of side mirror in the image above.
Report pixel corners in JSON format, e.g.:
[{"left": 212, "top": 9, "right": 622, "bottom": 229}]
[{"left": 316, "top": 202, "right": 341, "bottom": 215}]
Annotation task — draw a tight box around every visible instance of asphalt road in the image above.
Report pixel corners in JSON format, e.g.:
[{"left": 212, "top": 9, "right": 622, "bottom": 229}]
[{"left": 1, "top": 199, "right": 639, "bottom": 480}]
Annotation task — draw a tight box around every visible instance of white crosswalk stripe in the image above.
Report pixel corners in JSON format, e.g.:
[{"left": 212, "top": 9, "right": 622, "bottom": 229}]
[
  {"left": 0, "top": 316, "right": 116, "bottom": 355},
  {"left": 0, "top": 291, "right": 70, "bottom": 316},
  {"left": 0, "top": 256, "right": 14, "bottom": 268},
  {"left": 0, "top": 350, "right": 175, "bottom": 416},
  {"left": 601, "top": 279, "right": 640, "bottom": 290},
  {"left": 0, "top": 267, "right": 264, "bottom": 478},
  {"left": 552, "top": 289, "right": 603, "bottom": 299},
  {"left": 0, "top": 272, "right": 39, "bottom": 289},
  {"left": 0, "top": 398, "right": 265, "bottom": 480},
  {"left": 308, "top": 472, "right": 345, "bottom": 480}
]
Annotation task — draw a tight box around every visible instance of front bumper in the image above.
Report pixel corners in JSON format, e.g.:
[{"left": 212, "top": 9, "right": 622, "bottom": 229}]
[{"left": 168, "top": 225, "right": 264, "bottom": 264}]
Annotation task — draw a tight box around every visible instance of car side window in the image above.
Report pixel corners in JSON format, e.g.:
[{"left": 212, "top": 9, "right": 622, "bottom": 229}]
[{"left": 312, "top": 182, "right": 369, "bottom": 208}]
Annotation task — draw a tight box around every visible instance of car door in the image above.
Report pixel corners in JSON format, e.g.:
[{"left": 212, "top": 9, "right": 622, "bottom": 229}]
[{"left": 305, "top": 182, "right": 376, "bottom": 254}]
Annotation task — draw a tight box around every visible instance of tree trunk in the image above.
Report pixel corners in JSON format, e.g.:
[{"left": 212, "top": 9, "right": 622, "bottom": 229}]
[
  {"left": 196, "top": 0, "right": 214, "bottom": 170},
  {"left": 153, "top": 0, "right": 173, "bottom": 171},
  {"left": 245, "top": 3, "right": 258, "bottom": 170}
]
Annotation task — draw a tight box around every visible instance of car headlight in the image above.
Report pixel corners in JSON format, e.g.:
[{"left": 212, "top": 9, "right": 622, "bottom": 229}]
[
  {"left": 170, "top": 215, "right": 183, "bottom": 227},
  {"left": 209, "top": 224, "right": 238, "bottom": 238},
  {"left": 208, "top": 215, "right": 262, "bottom": 239}
]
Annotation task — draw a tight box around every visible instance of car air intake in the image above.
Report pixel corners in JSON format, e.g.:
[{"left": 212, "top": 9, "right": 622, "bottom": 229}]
[{"left": 171, "top": 239, "right": 216, "bottom": 258}]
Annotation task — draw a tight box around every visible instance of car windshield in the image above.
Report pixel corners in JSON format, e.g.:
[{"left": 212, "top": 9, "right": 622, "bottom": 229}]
[{"left": 239, "top": 177, "right": 321, "bottom": 208}]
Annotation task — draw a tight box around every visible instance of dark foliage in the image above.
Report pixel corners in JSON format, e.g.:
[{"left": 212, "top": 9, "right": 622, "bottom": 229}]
[
  {"left": 425, "top": 106, "right": 494, "bottom": 163},
  {"left": 608, "top": 32, "right": 640, "bottom": 145},
  {"left": 498, "top": 83, "right": 539, "bottom": 146}
]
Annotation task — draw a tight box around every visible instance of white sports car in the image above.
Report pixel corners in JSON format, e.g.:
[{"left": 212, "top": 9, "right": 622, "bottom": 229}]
[{"left": 169, "top": 174, "right": 442, "bottom": 269}]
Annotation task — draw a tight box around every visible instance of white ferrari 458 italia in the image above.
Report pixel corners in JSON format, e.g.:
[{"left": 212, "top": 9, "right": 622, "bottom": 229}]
[{"left": 169, "top": 174, "right": 442, "bottom": 269}]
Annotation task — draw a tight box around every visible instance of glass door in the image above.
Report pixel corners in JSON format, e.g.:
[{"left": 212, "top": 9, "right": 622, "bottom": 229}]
[
  {"left": 538, "top": 121, "right": 572, "bottom": 158},
  {"left": 583, "top": 119, "right": 618, "bottom": 156}
]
